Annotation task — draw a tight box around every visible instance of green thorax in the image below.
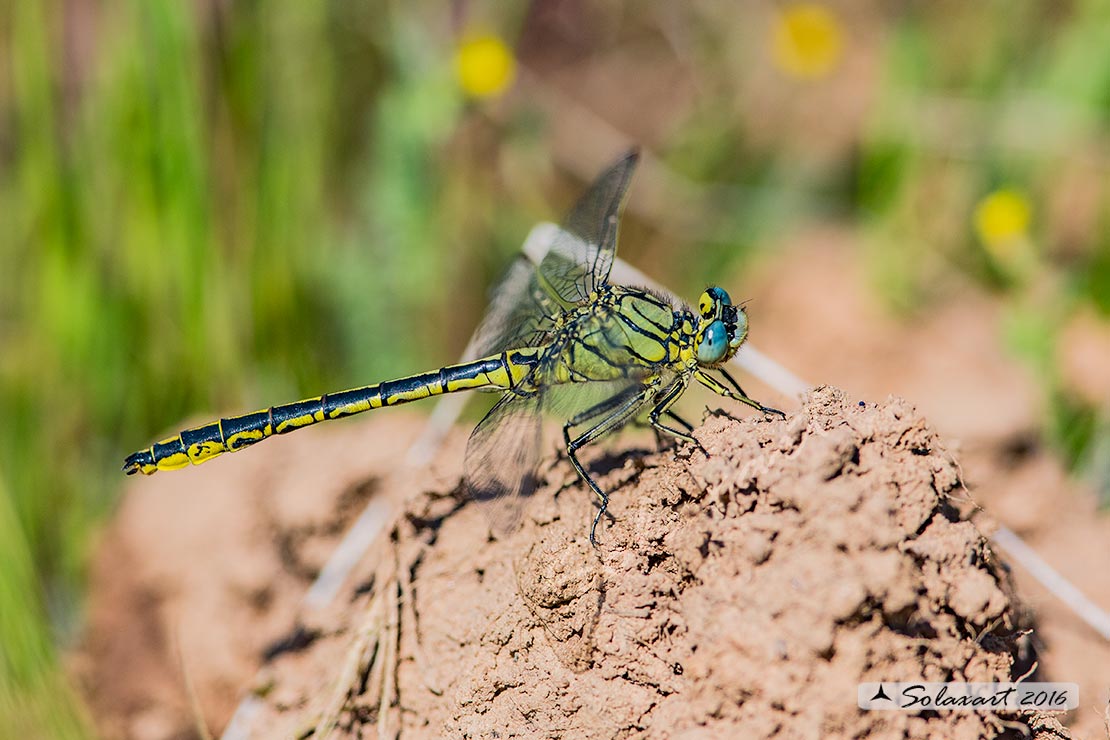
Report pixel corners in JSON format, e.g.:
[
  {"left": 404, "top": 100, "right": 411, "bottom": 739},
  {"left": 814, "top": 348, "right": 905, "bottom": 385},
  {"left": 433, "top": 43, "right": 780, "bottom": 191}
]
[{"left": 539, "top": 285, "right": 697, "bottom": 386}]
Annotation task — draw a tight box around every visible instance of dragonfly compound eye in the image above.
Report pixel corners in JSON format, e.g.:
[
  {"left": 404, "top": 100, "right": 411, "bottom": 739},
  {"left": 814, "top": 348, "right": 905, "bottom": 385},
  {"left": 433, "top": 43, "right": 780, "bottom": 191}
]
[
  {"left": 708, "top": 286, "right": 732, "bottom": 307},
  {"left": 699, "top": 286, "right": 733, "bottom": 320},
  {"left": 697, "top": 320, "right": 730, "bottom": 364}
]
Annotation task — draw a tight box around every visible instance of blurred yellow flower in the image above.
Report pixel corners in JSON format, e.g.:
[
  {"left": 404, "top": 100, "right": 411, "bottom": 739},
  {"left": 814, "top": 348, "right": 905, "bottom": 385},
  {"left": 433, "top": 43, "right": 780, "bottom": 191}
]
[
  {"left": 772, "top": 3, "right": 844, "bottom": 80},
  {"left": 974, "top": 189, "right": 1032, "bottom": 259},
  {"left": 455, "top": 33, "right": 516, "bottom": 99}
]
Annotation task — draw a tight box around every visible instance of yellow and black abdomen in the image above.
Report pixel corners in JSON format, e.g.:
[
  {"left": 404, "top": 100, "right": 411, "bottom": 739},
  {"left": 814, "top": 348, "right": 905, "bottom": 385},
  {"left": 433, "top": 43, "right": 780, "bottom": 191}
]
[{"left": 123, "top": 349, "right": 541, "bottom": 475}]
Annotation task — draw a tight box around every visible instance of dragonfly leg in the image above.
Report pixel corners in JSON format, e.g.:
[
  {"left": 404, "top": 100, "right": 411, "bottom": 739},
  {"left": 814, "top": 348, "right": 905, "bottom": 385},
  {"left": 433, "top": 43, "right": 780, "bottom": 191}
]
[
  {"left": 565, "top": 388, "right": 640, "bottom": 429},
  {"left": 563, "top": 385, "right": 657, "bottom": 546},
  {"left": 695, "top": 368, "right": 786, "bottom": 418},
  {"left": 665, "top": 411, "right": 694, "bottom": 433},
  {"left": 648, "top": 380, "right": 707, "bottom": 455},
  {"left": 639, "top": 410, "right": 692, "bottom": 450}
]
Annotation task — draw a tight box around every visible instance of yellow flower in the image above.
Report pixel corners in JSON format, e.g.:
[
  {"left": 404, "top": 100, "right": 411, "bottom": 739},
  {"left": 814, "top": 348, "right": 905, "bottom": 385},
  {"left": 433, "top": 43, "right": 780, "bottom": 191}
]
[
  {"left": 974, "top": 189, "right": 1032, "bottom": 260},
  {"left": 772, "top": 3, "right": 844, "bottom": 80},
  {"left": 455, "top": 32, "right": 516, "bottom": 99}
]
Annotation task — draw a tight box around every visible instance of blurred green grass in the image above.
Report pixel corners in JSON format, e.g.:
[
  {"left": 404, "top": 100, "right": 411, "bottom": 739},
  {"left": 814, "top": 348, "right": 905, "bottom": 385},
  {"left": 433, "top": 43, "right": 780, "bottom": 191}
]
[
  {"left": 1, "top": 1, "right": 484, "bottom": 733},
  {"left": 2, "top": 1, "right": 1110, "bottom": 734}
]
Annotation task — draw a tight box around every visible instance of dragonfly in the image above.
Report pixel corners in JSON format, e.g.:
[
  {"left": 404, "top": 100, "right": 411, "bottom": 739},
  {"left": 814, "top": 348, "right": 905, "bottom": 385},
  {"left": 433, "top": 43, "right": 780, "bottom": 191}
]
[{"left": 123, "top": 150, "right": 782, "bottom": 544}]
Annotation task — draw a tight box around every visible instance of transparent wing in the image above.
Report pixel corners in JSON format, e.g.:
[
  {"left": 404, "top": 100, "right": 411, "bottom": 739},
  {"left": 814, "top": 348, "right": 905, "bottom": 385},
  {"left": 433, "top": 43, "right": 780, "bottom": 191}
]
[
  {"left": 542, "top": 377, "right": 649, "bottom": 426},
  {"left": 467, "top": 150, "right": 640, "bottom": 356},
  {"left": 469, "top": 256, "right": 559, "bottom": 358},
  {"left": 463, "top": 368, "right": 681, "bottom": 538},
  {"left": 464, "top": 391, "right": 544, "bottom": 538},
  {"left": 537, "top": 149, "right": 640, "bottom": 306}
]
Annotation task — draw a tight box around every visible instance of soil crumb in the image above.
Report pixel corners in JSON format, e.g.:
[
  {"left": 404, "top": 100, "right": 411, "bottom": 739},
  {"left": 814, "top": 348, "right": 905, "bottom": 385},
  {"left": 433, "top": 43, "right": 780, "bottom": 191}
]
[{"left": 80, "top": 387, "right": 1073, "bottom": 739}]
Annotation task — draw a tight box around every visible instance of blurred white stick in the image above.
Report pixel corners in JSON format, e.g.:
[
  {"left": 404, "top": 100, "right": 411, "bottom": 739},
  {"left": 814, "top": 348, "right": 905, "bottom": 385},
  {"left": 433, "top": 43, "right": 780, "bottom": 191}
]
[
  {"left": 992, "top": 525, "right": 1110, "bottom": 641},
  {"left": 302, "top": 497, "right": 393, "bottom": 610},
  {"left": 220, "top": 696, "right": 263, "bottom": 740}
]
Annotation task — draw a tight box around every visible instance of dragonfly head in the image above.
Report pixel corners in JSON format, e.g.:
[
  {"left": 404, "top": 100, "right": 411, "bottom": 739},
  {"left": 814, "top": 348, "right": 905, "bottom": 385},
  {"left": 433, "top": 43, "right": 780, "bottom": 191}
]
[{"left": 695, "top": 286, "right": 748, "bottom": 366}]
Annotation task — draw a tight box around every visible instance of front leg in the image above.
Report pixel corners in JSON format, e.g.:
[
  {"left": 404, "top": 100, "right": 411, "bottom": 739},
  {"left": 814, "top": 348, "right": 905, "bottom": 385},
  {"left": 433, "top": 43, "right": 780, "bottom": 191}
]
[
  {"left": 694, "top": 368, "right": 786, "bottom": 418},
  {"left": 650, "top": 410, "right": 696, "bottom": 450},
  {"left": 647, "top": 378, "right": 707, "bottom": 456}
]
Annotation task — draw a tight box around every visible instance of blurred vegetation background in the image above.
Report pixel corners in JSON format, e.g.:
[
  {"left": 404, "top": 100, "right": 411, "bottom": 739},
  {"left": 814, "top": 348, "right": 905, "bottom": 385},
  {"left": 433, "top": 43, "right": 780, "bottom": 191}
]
[{"left": 2, "top": 0, "right": 1109, "bottom": 735}]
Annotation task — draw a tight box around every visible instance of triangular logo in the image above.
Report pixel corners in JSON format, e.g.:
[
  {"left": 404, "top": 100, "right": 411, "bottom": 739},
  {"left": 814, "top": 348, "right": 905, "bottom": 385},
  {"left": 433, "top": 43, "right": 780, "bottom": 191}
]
[{"left": 870, "top": 684, "right": 892, "bottom": 702}]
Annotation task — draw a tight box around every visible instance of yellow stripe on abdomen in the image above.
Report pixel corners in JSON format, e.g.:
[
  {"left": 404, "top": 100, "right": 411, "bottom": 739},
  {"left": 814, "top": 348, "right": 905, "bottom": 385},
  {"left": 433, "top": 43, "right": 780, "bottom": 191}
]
[{"left": 122, "top": 349, "right": 545, "bottom": 476}]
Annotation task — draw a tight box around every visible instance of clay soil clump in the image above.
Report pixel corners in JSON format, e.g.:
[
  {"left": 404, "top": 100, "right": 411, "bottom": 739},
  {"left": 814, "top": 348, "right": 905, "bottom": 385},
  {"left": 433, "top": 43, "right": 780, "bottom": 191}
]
[{"left": 81, "top": 387, "right": 1070, "bottom": 738}]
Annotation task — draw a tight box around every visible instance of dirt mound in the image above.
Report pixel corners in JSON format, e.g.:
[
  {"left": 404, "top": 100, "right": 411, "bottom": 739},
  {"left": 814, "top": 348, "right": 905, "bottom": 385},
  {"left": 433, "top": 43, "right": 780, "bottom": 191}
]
[
  {"left": 79, "top": 387, "right": 1073, "bottom": 738},
  {"left": 193, "top": 387, "right": 1057, "bottom": 738}
]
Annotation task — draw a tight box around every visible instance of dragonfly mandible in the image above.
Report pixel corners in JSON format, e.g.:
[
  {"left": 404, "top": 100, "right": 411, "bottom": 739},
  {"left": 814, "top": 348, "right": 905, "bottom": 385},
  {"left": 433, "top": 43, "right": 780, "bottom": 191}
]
[{"left": 123, "top": 150, "right": 783, "bottom": 544}]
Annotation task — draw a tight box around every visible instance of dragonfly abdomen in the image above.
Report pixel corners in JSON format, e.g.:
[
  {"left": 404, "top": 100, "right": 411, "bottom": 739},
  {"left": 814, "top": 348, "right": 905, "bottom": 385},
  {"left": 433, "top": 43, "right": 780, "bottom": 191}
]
[{"left": 123, "top": 348, "right": 541, "bottom": 475}]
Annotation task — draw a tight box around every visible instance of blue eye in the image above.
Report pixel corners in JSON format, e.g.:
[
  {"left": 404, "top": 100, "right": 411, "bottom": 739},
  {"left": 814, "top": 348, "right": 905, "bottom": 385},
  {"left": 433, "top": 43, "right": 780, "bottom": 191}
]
[
  {"left": 697, "top": 321, "right": 729, "bottom": 364},
  {"left": 708, "top": 287, "right": 732, "bottom": 307}
]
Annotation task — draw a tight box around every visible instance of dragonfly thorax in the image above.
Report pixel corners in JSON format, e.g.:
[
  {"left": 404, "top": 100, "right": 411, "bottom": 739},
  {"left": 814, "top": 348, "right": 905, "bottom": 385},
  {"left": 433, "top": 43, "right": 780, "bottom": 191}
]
[{"left": 694, "top": 286, "right": 748, "bottom": 366}]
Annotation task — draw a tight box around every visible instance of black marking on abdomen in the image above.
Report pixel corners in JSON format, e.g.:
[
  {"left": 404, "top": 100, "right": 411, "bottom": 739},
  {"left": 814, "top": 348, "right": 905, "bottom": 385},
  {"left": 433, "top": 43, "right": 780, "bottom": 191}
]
[
  {"left": 124, "top": 449, "right": 153, "bottom": 474},
  {"left": 271, "top": 399, "right": 320, "bottom": 432},
  {"left": 380, "top": 372, "right": 438, "bottom": 405},
  {"left": 500, "top": 351, "right": 512, "bottom": 388},
  {"left": 221, "top": 410, "right": 271, "bottom": 449},
  {"left": 324, "top": 387, "right": 381, "bottom": 417},
  {"left": 153, "top": 437, "right": 187, "bottom": 462},
  {"left": 180, "top": 422, "right": 223, "bottom": 451},
  {"left": 443, "top": 356, "right": 502, "bottom": 386}
]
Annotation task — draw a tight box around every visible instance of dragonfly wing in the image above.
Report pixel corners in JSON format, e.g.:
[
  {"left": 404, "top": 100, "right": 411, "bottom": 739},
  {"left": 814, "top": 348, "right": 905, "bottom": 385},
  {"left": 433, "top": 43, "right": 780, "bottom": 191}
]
[
  {"left": 468, "top": 151, "right": 640, "bottom": 355},
  {"left": 464, "top": 391, "right": 543, "bottom": 537},
  {"left": 543, "top": 377, "right": 648, "bottom": 425},
  {"left": 469, "top": 256, "right": 559, "bottom": 358},
  {"left": 538, "top": 149, "right": 640, "bottom": 306},
  {"left": 464, "top": 369, "right": 682, "bottom": 538},
  {"left": 547, "top": 369, "right": 680, "bottom": 431}
]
